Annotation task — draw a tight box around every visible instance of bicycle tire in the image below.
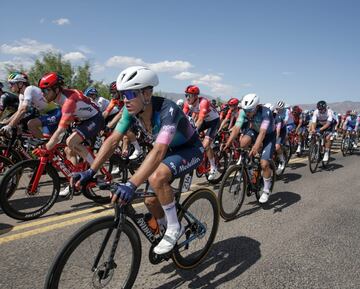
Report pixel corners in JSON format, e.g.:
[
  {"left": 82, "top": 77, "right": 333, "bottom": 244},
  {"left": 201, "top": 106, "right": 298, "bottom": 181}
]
[
  {"left": 0, "top": 159, "right": 60, "bottom": 220},
  {"left": 341, "top": 137, "right": 350, "bottom": 156},
  {"left": 0, "top": 155, "right": 15, "bottom": 175},
  {"left": 308, "top": 141, "right": 320, "bottom": 173},
  {"left": 218, "top": 164, "right": 246, "bottom": 220},
  {"left": 172, "top": 188, "right": 219, "bottom": 269},
  {"left": 0, "top": 145, "right": 24, "bottom": 164},
  {"left": 44, "top": 216, "right": 141, "bottom": 289}
]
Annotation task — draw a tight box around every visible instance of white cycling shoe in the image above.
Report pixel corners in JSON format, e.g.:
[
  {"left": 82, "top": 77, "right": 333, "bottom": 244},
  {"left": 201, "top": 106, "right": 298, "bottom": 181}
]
[
  {"left": 59, "top": 186, "right": 70, "bottom": 197},
  {"left": 208, "top": 169, "right": 220, "bottom": 181},
  {"left": 129, "top": 148, "right": 143, "bottom": 160},
  {"left": 322, "top": 152, "right": 329, "bottom": 162},
  {"left": 153, "top": 225, "right": 185, "bottom": 255},
  {"left": 259, "top": 191, "right": 271, "bottom": 204}
]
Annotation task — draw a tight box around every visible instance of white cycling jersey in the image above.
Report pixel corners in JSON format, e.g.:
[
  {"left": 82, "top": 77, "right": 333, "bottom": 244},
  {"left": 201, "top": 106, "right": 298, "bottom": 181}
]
[
  {"left": 311, "top": 108, "right": 334, "bottom": 126},
  {"left": 19, "top": 86, "right": 58, "bottom": 114},
  {"left": 94, "top": 96, "right": 119, "bottom": 115}
]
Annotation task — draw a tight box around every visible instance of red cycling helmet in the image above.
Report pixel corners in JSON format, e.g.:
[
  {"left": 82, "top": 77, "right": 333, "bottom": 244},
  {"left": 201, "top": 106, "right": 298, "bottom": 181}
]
[
  {"left": 109, "top": 81, "right": 117, "bottom": 92},
  {"left": 228, "top": 98, "right": 239, "bottom": 106},
  {"left": 292, "top": 105, "right": 302, "bottom": 114},
  {"left": 185, "top": 85, "right": 200, "bottom": 95},
  {"left": 38, "top": 72, "right": 64, "bottom": 89}
]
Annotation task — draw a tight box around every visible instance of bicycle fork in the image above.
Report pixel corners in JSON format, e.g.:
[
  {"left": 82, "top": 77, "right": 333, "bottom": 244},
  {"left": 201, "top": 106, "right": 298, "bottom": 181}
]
[{"left": 28, "top": 156, "right": 47, "bottom": 194}]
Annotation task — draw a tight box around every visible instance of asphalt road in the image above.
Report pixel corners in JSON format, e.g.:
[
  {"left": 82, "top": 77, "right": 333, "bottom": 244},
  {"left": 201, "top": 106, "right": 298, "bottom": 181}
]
[{"left": 0, "top": 141, "right": 359, "bottom": 289}]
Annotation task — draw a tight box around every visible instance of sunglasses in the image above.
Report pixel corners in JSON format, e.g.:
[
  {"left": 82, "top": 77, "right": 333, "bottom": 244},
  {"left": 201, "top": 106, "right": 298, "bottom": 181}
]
[
  {"left": 122, "top": 90, "right": 140, "bottom": 101},
  {"left": 185, "top": 93, "right": 195, "bottom": 99}
]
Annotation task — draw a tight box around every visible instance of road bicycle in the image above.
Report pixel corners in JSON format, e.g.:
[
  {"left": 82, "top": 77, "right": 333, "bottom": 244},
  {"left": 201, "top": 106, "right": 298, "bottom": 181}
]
[
  {"left": 308, "top": 132, "right": 330, "bottom": 173},
  {"left": 0, "top": 143, "right": 112, "bottom": 221},
  {"left": 44, "top": 171, "right": 220, "bottom": 289},
  {"left": 218, "top": 149, "right": 276, "bottom": 220},
  {"left": 340, "top": 131, "right": 357, "bottom": 156}
]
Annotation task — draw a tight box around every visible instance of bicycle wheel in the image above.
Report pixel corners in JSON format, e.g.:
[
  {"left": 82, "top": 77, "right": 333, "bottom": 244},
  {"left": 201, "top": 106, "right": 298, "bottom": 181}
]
[
  {"left": 206, "top": 147, "right": 229, "bottom": 184},
  {"left": 341, "top": 138, "right": 350, "bottom": 156},
  {"left": 0, "top": 155, "right": 14, "bottom": 176},
  {"left": 45, "top": 216, "right": 141, "bottom": 289},
  {"left": 218, "top": 164, "right": 246, "bottom": 220},
  {"left": 0, "top": 146, "right": 24, "bottom": 164},
  {"left": 308, "top": 141, "right": 320, "bottom": 173},
  {"left": 0, "top": 159, "right": 60, "bottom": 220},
  {"left": 172, "top": 188, "right": 219, "bottom": 269}
]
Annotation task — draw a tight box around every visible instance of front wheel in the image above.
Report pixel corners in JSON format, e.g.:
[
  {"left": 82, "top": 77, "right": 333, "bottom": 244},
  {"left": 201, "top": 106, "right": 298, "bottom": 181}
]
[
  {"left": 44, "top": 216, "right": 142, "bottom": 289},
  {"left": 218, "top": 165, "right": 246, "bottom": 220},
  {"left": 341, "top": 137, "right": 350, "bottom": 156},
  {"left": 308, "top": 141, "right": 320, "bottom": 174},
  {"left": 0, "top": 159, "right": 60, "bottom": 220},
  {"left": 172, "top": 188, "right": 219, "bottom": 269}
]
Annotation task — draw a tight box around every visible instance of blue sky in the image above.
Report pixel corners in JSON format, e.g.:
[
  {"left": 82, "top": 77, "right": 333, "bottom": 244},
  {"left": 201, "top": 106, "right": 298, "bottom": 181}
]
[{"left": 1, "top": 0, "right": 359, "bottom": 105}]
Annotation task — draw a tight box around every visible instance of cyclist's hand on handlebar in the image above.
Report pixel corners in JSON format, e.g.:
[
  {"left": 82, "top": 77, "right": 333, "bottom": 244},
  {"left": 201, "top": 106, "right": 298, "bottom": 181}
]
[
  {"left": 111, "top": 181, "right": 137, "bottom": 204},
  {"left": 249, "top": 143, "right": 260, "bottom": 157},
  {"left": 0, "top": 125, "right": 14, "bottom": 137},
  {"left": 72, "top": 168, "right": 96, "bottom": 188}
]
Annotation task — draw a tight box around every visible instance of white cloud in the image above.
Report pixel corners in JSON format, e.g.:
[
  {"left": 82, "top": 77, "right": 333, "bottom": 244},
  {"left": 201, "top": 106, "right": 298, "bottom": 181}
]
[
  {"left": 197, "top": 74, "right": 222, "bottom": 83},
  {"left": 149, "top": 60, "right": 192, "bottom": 72},
  {"left": 53, "top": 18, "right": 70, "bottom": 26},
  {"left": 106, "top": 56, "right": 146, "bottom": 67},
  {"left": 93, "top": 63, "right": 106, "bottom": 74},
  {"left": 0, "top": 57, "right": 34, "bottom": 79},
  {"left": 173, "top": 71, "right": 201, "bottom": 80},
  {"left": 0, "top": 39, "right": 59, "bottom": 56},
  {"left": 105, "top": 56, "right": 192, "bottom": 73},
  {"left": 63, "top": 52, "right": 86, "bottom": 62},
  {"left": 76, "top": 45, "right": 93, "bottom": 54}
]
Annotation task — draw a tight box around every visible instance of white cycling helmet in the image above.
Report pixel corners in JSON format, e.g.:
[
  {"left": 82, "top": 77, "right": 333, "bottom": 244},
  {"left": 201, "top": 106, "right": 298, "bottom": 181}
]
[
  {"left": 116, "top": 66, "right": 159, "bottom": 91},
  {"left": 276, "top": 100, "right": 285, "bottom": 109},
  {"left": 241, "top": 93, "right": 259, "bottom": 110},
  {"left": 264, "top": 103, "right": 274, "bottom": 112},
  {"left": 176, "top": 99, "right": 184, "bottom": 106}
]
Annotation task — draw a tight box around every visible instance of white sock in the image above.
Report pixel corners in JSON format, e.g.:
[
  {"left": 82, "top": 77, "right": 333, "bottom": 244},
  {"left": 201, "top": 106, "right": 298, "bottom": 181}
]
[
  {"left": 131, "top": 141, "right": 141, "bottom": 152},
  {"left": 263, "top": 177, "right": 272, "bottom": 192},
  {"left": 161, "top": 201, "right": 179, "bottom": 231},
  {"left": 85, "top": 154, "right": 94, "bottom": 165},
  {"left": 209, "top": 158, "right": 216, "bottom": 170},
  {"left": 279, "top": 153, "right": 285, "bottom": 162}
]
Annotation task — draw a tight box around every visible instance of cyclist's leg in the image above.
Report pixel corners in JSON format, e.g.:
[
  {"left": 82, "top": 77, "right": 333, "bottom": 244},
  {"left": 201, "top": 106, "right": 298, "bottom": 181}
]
[
  {"left": 150, "top": 138, "right": 204, "bottom": 254},
  {"left": 200, "top": 118, "right": 220, "bottom": 177},
  {"left": 259, "top": 133, "right": 276, "bottom": 203}
]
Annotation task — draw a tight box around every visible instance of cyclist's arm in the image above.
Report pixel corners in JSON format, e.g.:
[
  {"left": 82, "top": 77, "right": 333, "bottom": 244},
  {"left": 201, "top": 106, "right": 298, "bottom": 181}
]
[
  {"left": 91, "top": 130, "right": 124, "bottom": 171},
  {"left": 103, "top": 99, "right": 116, "bottom": 119},
  {"left": 218, "top": 118, "right": 229, "bottom": 131},
  {"left": 8, "top": 104, "right": 28, "bottom": 127},
  {"left": 225, "top": 125, "right": 241, "bottom": 149},
  {"left": 106, "top": 110, "right": 123, "bottom": 129},
  {"left": 342, "top": 118, "right": 348, "bottom": 130},
  {"left": 46, "top": 127, "right": 67, "bottom": 150},
  {"left": 295, "top": 118, "right": 302, "bottom": 133}
]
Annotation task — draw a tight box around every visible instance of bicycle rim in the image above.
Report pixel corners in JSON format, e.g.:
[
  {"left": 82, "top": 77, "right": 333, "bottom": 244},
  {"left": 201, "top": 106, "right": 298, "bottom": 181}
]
[
  {"left": 45, "top": 216, "right": 141, "bottom": 289},
  {"left": 172, "top": 188, "right": 219, "bottom": 269},
  {"left": 308, "top": 143, "right": 319, "bottom": 173},
  {"left": 218, "top": 165, "right": 246, "bottom": 220},
  {"left": 0, "top": 159, "right": 59, "bottom": 220}
]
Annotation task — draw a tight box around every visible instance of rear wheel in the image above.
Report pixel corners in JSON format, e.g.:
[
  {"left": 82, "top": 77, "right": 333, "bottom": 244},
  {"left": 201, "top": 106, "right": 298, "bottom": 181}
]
[
  {"left": 172, "top": 188, "right": 219, "bottom": 269},
  {"left": 0, "top": 159, "right": 60, "bottom": 220},
  {"left": 206, "top": 147, "right": 229, "bottom": 184},
  {"left": 308, "top": 141, "right": 320, "bottom": 173},
  {"left": 341, "top": 137, "right": 350, "bottom": 156}
]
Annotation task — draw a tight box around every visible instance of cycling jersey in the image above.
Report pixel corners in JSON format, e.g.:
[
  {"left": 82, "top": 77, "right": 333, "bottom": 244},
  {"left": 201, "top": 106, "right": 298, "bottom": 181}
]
[
  {"left": 105, "top": 99, "right": 124, "bottom": 115},
  {"left": 19, "top": 86, "right": 58, "bottom": 115},
  {"left": 56, "top": 89, "right": 100, "bottom": 128},
  {"left": 0, "top": 92, "right": 18, "bottom": 112},
  {"left": 311, "top": 109, "right": 334, "bottom": 126},
  {"left": 235, "top": 106, "right": 275, "bottom": 135},
  {"left": 300, "top": 112, "right": 311, "bottom": 126},
  {"left": 116, "top": 96, "right": 197, "bottom": 148},
  {"left": 183, "top": 97, "right": 219, "bottom": 122},
  {"left": 343, "top": 116, "right": 359, "bottom": 131}
]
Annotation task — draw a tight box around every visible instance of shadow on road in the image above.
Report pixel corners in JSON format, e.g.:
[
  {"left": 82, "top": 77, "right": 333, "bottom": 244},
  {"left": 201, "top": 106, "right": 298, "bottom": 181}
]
[
  {"left": 155, "top": 236, "right": 261, "bottom": 289},
  {"left": 288, "top": 162, "right": 307, "bottom": 170},
  {"left": 277, "top": 173, "right": 302, "bottom": 184},
  {"left": 321, "top": 162, "right": 343, "bottom": 172},
  {"left": 262, "top": 191, "right": 301, "bottom": 213},
  {"left": 0, "top": 223, "right": 13, "bottom": 235}
]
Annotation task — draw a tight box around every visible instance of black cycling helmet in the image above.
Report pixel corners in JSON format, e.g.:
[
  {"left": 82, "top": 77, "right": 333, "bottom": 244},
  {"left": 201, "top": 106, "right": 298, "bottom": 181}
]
[
  {"left": 317, "top": 100, "right": 327, "bottom": 110},
  {"left": 0, "top": 82, "right": 3, "bottom": 89}
]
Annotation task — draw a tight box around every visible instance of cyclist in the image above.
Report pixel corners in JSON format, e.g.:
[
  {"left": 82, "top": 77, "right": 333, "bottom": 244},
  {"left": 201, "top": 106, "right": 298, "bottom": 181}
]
[
  {"left": 0, "top": 81, "right": 19, "bottom": 120},
  {"left": 292, "top": 105, "right": 303, "bottom": 154},
  {"left": 219, "top": 103, "right": 230, "bottom": 121},
  {"left": 72, "top": 66, "right": 204, "bottom": 255},
  {"left": 218, "top": 98, "right": 240, "bottom": 131},
  {"left": 342, "top": 110, "right": 359, "bottom": 148},
  {"left": 224, "top": 93, "right": 276, "bottom": 204},
  {"left": 310, "top": 100, "right": 334, "bottom": 162},
  {"left": 183, "top": 85, "right": 220, "bottom": 180},
  {"left": 273, "top": 100, "right": 292, "bottom": 173},
  {"left": 84, "top": 86, "right": 120, "bottom": 126},
  {"left": 0, "top": 72, "right": 61, "bottom": 138},
  {"left": 38, "top": 72, "right": 104, "bottom": 196}
]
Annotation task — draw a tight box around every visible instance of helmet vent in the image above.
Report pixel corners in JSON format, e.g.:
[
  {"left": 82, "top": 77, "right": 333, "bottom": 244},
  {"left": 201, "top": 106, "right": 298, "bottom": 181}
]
[{"left": 128, "top": 71, "right": 137, "bottom": 81}]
